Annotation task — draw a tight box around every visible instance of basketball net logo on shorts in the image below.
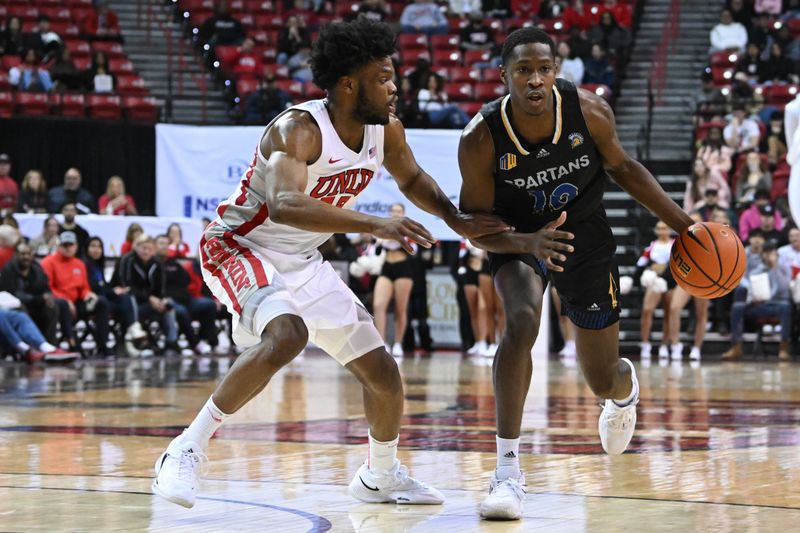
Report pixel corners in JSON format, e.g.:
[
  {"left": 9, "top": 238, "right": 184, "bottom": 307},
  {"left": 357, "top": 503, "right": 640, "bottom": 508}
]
[
  {"left": 203, "top": 237, "right": 252, "bottom": 291},
  {"left": 309, "top": 168, "right": 375, "bottom": 207}
]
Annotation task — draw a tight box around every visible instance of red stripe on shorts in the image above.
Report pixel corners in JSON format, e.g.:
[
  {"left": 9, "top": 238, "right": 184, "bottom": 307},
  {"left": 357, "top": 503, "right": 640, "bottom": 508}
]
[
  {"left": 220, "top": 231, "right": 269, "bottom": 287},
  {"left": 199, "top": 234, "right": 243, "bottom": 314},
  {"left": 233, "top": 203, "right": 269, "bottom": 237}
]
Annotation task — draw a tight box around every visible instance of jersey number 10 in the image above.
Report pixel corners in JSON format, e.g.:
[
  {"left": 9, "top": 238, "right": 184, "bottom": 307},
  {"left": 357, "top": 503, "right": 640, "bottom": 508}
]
[{"left": 528, "top": 182, "right": 579, "bottom": 213}]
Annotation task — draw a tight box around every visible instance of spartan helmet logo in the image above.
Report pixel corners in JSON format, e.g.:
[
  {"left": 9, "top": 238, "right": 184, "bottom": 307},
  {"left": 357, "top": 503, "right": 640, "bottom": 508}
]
[{"left": 568, "top": 132, "right": 584, "bottom": 148}]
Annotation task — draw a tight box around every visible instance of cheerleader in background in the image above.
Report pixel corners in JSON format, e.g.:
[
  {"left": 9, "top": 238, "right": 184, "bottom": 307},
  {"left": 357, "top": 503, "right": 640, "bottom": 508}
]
[{"left": 638, "top": 220, "right": 677, "bottom": 360}]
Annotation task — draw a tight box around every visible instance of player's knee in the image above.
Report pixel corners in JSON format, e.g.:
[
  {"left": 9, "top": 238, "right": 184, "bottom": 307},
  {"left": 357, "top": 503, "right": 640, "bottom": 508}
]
[
  {"left": 504, "top": 305, "right": 539, "bottom": 348},
  {"left": 584, "top": 367, "right": 619, "bottom": 398},
  {"left": 260, "top": 315, "right": 308, "bottom": 366},
  {"left": 359, "top": 351, "right": 402, "bottom": 396}
]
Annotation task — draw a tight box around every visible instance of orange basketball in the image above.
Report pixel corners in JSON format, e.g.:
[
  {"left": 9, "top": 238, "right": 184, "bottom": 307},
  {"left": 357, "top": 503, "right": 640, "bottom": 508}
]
[{"left": 669, "top": 222, "right": 746, "bottom": 299}]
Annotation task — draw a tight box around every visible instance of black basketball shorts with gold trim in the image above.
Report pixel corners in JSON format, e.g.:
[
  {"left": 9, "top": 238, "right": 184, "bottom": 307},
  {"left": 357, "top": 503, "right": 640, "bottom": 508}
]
[{"left": 489, "top": 208, "right": 620, "bottom": 330}]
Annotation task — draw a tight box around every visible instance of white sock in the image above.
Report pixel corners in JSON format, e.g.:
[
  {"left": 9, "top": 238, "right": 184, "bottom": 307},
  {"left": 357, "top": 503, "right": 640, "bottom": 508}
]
[
  {"left": 16, "top": 341, "right": 30, "bottom": 353},
  {"left": 368, "top": 431, "right": 398, "bottom": 472},
  {"left": 496, "top": 436, "right": 521, "bottom": 480},
  {"left": 39, "top": 342, "right": 56, "bottom": 353},
  {"left": 182, "top": 397, "right": 230, "bottom": 451},
  {"left": 613, "top": 359, "right": 639, "bottom": 407}
]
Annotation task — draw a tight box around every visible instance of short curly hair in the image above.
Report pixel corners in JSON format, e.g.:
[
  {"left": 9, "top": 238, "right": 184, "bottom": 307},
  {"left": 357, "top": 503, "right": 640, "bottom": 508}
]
[
  {"left": 501, "top": 27, "right": 556, "bottom": 65},
  {"left": 310, "top": 18, "right": 397, "bottom": 91}
]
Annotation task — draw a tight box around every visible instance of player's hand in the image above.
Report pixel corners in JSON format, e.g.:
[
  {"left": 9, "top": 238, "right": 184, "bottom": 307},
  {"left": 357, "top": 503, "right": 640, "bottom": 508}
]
[
  {"left": 372, "top": 216, "right": 436, "bottom": 254},
  {"left": 528, "top": 211, "right": 574, "bottom": 273},
  {"left": 449, "top": 211, "right": 513, "bottom": 240}
]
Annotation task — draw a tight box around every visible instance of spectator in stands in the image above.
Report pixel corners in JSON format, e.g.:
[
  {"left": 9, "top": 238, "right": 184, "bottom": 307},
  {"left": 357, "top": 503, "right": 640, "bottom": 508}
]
[
  {"left": 0, "top": 154, "right": 17, "bottom": 215},
  {"left": 685, "top": 158, "right": 731, "bottom": 212},
  {"left": 762, "top": 113, "right": 787, "bottom": 167},
  {"left": 637, "top": 221, "right": 676, "bottom": 360},
  {"left": 0, "top": 225, "right": 17, "bottom": 271},
  {"left": 588, "top": 11, "right": 630, "bottom": 59},
  {"left": 283, "top": 0, "right": 319, "bottom": 31},
  {"left": 740, "top": 189, "right": 785, "bottom": 241},
  {"left": 757, "top": 204, "right": 788, "bottom": 247},
  {"left": 287, "top": 45, "right": 313, "bottom": 82},
  {"left": 82, "top": 236, "right": 146, "bottom": 355},
  {"left": 735, "top": 152, "right": 772, "bottom": 203},
  {"left": 400, "top": 0, "right": 448, "bottom": 36},
  {"left": 50, "top": 49, "right": 86, "bottom": 92},
  {"left": 755, "top": 0, "right": 782, "bottom": 14},
  {"left": 0, "top": 241, "right": 60, "bottom": 342},
  {"left": 779, "top": 227, "right": 800, "bottom": 276},
  {"left": 599, "top": 0, "right": 632, "bottom": 29},
  {"left": 697, "top": 125, "right": 734, "bottom": 174},
  {"left": 449, "top": 0, "right": 482, "bottom": 17},
  {"left": 17, "top": 169, "right": 48, "bottom": 214},
  {"left": 48, "top": 167, "right": 96, "bottom": 214},
  {"left": 724, "top": 102, "right": 761, "bottom": 154},
  {"left": 198, "top": 0, "right": 246, "bottom": 49},
  {"left": 155, "top": 234, "right": 217, "bottom": 354},
  {"left": 29, "top": 216, "right": 60, "bottom": 258},
  {"left": 84, "top": 51, "right": 115, "bottom": 92},
  {"left": 538, "top": 0, "right": 567, "bottom": 19},
  {"left": 563, "top": 0, "right": 593, "bottom": 33},
  {"left": 746, "top": 228, "right": 766, "bottom": 271},
  {"left": 243, "top": 74, "right": 291, "bottom": 124},
  {"left": 710, "top": 8, "right": 748, "bottom": 53},
  {"left": 277, "top": 16, "right": 311, "bottom": 65},
  {"left": 727, "top": 0, "right": 754, "bottom": 32},
  {"left": 459, "top": 11, "right": 495, "bottom": 53},
  {"left": 417, "top": 73, "right": 471, "bottom": 128},
  {"left": 8, "top": 49, "right": 54, "bottom": 93},
  {"left": 696, "top": 70, "right": 729, "bottom": 123},
  {"left": 583, "top": 44, "right": 615, "bottom": 87},
  {"left": 749, "top": 13, "right": 773, "bottom": 50},
  {"left": 41, "top": 231, "right": 113, "bottom": 356},
  {"left": 98, "top": 176, "right": 137, "bottom": 216},
  {"left": 57, "top": 202, "right": 90, "bottom": 253},
  {"left": 695, "top": 189, "right": 733, "bottom": 226},
  {"left": 22, "top": 15, "right": 62, "bottom": 62},
  {"left": 566, "top": 26, "right": 591, "bottom": 61},
  {"left": 120, "top": 222, "right": 143, "bottom": 256},
  {"left": 765, "top": 24, "right": 800, "bottom": 63},
  {"left": 722, "top": 241, "right": 792, "bottom": 360},
  {"left": 0, "top": 308, "right": 77, "bottom": 363},
  {"left": 407, "top": 57, "right": 433, "bottom": 93},
  {"left": 395, "top": 76, "right": 423, "bottom": 127},
  {"left": 83, "top": 1, "right": 123, "bottom": 43},
  {"left": 112, "top": 234, "right": 181, "bottom": 354},
  {"left": 557, "top": 41, "right": 584, "bottom": 85},
  {"left": 357, "top": 0, "right": 390, "bottom": 22},
  {"left": 166, "top": 223, "right": 190, "bottom": 258},
  {"left": 0, "top": 16, "right": 23, "bottom": 57},
  {"left": 735, "top": 43, "right": 766, "bottom": 83},
  {"left": 760, "top": 43, "right": 798, "bottom": 84},
  {"left": 231, "top": 38, "right": 262, "bottom": 78}
]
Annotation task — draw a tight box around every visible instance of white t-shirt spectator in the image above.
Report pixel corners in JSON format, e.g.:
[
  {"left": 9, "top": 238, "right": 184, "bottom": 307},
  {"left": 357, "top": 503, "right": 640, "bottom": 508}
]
[
  {"left": 710, "top": 21, "right": 748, "bottom": 52},
  {"left": 558, "top": 57, "right": 584, "bottom": 85},
  {"left": 778, "top": 243, "right": 800, "bottom": 276},
  {"left": 400, "top": 2, "right": 448, "bottom": 31},
  {"left": 723, "top": 116, "right": 761, "bottom": 151},
  {"left": 449, "top": 0, "right": 482, "bottom": 16}
]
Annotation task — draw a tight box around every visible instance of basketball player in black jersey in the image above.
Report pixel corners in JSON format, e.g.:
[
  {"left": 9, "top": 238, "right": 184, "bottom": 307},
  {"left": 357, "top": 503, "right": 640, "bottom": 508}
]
[{"left": 458, "top": 28, "right": 695, "bottom": 520}]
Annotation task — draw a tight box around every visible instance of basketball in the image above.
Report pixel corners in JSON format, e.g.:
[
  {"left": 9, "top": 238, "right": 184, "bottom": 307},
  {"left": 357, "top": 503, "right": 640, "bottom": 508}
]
[{"left": 669, "top": 222, "right": 746, "bottom": 299}]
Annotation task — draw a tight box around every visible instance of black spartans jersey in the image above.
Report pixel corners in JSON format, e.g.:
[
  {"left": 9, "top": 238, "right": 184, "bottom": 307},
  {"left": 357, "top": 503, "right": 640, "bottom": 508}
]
[{"left": 479, "top": 79, "right": 607, "bottom": 233}]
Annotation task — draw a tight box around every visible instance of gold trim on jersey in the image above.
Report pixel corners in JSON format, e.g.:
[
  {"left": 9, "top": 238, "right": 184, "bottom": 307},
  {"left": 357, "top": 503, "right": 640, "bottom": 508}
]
[
  {"left": 499, "top": 86, "right": 563, "bottom": 156},
  {"left": 609, "top": 272, "right": 618, "bottom": 309}
]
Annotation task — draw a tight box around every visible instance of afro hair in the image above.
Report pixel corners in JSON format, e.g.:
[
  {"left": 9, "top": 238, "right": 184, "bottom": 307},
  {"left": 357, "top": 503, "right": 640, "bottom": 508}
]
[
  {"left": 310, "top": 18, "right": 397, "bottom": 91},
  {"left": 500, "top": 27, "right": 556, "bottom": 65}
]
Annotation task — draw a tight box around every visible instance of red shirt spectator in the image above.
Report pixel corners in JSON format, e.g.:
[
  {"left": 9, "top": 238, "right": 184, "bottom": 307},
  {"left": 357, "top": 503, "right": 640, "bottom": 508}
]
[
  {"left": 98, "top": 176, "right": 137, "bottom": 216},
  {"left": 598, "top": 0, "right": 632, "bottom": 28},
  {"left": 168, "top": 242, "right": 190, "bottom": 258},
  {"left": 41, "top": 244, "right": 91, "bottom": 302},
  {"left": 167, "top": 223, "right": 190, "bottom": 258},
  {"left": 84, "top": 5, "right": 121, "bottom": 39},
  {"left": 0, "top": 154, "right": 18, "bottom": 212},
  {"left": 233, "top": 38, "right": 263, "bottom": 77},
  {"left": 563, "top": 0, "right": 594, "bottom": 32}
]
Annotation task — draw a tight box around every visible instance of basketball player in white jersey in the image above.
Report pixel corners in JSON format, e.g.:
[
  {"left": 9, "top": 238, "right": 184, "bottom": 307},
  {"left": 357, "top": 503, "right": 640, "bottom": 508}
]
[{"left": 152, "top": 18, "right": 510, "bottom": 508}]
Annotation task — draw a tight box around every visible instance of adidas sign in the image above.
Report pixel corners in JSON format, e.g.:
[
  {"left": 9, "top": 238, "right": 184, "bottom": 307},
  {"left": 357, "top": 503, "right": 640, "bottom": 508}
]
[{"left": 536, "top": 148, "right": 550, "bottom": 158}]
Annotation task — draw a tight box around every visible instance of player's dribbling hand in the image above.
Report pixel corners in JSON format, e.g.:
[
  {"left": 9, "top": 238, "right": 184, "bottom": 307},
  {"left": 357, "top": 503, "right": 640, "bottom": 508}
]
[
  {"left": 450, "top": 212, "right": 513, "bottom": 240},
  {"left": 373, "top": 216, "right": 436, "bottom": 254},
  {"left": 530, "top": 211, "right": 574, "bottom": 273}
]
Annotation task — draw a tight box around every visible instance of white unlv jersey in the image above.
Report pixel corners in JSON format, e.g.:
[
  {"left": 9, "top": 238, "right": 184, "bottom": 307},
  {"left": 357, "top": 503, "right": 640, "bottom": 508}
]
[{"left": 214, "top": 99, "right": 385, "bottom": 255}]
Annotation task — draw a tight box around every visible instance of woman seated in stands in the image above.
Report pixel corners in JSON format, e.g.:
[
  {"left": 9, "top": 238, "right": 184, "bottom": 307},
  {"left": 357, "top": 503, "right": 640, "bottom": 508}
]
[
  {"left": 99, "top": 176, "right": 138, "bottom": 216},
  {"left": 9, "top": 49, "right": 54, "bottom": 92},
  {"left": 684, "top": 158, "right": 731, "bottom": 213},
  {"left": 84, "top": 51, "right": 115, "bottom": 92},
  {"left": 29, "top": 216, "right": 60, "bottom": 257},
  {"left": 166, "top": 223, "right": 190, "bottom": 258},
  {"left": 17, "top": 170, "right": 49, "bottom": 214},
  {"left": 417, "top": 73, "right": 471, "bottom": 129},
  {"left": 50, "top": 48, "right": 86, "bottom": 92},
  {"left": 734, "top": 152, "right": 771, "bottom": 204},
  {"left": 120, "top": 222, "right": 143, "bottom": 256}
]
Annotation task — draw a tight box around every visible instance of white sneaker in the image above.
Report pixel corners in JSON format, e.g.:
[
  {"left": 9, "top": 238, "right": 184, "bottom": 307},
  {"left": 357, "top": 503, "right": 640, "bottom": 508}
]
[
  {"left": 194, "top": 341, "right": 213, "bottom": 355},
  {"left": 482, "top": 343, "right": 498, "bottom": 358},
  {"left": 658, "top": 344, "right": 669, "bottom": 359},
  {"left": 480, "top": 471, "right": 526, "bottom": 520},
  {"left": 152, "top": 436, "right": 206, "bottom": 508},
  {"left": 670, "top": 342, "right": 683, "bottom": 361},
  {"left": 125, "top": 322, "right": 147, "bottom": 341},
  {"left": 347, "top": 460, "right": 444, "bottom": 504},
  {"left": 689, "top": 346, "right": 701, "bottom": 361},
  {"left": 468, "top": 340, "right": 487, "bottom": 355},
  {"left": 598, "top": 358, "right": 638, "bottom": 455},
  {"left": 639, "top": 342, "right": 651, "bottom": 359},
  {"left": 391, "top": 343, "right": 404, "bottom": 358},
  {"left": 559, "top": 340, "right": 576, "bottom": 357}
]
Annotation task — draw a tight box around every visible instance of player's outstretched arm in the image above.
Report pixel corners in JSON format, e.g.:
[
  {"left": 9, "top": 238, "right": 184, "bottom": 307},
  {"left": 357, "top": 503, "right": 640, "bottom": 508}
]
[
  {"left": 383, "top": 115, "right": 511, "bottom": 240},
  {"left": 263, "top": 112, "right": 434, "bottom": 252},
  {"left": 580, "top": 89, "right": 694, "bottom": 233},
  {"left": 457, "top": 115, "right": 574, "bottom": 271}
]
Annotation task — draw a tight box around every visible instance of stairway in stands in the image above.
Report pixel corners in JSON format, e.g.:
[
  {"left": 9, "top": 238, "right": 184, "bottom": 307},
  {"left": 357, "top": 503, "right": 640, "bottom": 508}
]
[
  {"left": 108, "top": 0, "right": 230, "bottom": 123},
  {"left": 608, "top": 0, "right": 725, "bottom": 355}
]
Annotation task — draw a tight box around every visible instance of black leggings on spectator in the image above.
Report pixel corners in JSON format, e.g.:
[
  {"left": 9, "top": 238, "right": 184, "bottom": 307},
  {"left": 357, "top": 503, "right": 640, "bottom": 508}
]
[
  {"left": 55, "top": 296, "right": 111, "bottom": 350},
  {"left": 27, "top": 303, "right": 59, "bottom": 344}
]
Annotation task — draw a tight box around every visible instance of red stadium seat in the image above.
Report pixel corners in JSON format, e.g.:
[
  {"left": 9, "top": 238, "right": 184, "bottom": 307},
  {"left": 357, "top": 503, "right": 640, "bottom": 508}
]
[
  {"left": 710, "top": 50, "right": 739, "bottom": 67},
  {"left": 64, "top": 39, "right": 92, "bottom": 59},
  {"left": 448, "top": 18, "right": 468, "bottom": 33},
  {"left": 473, "top": 82, "right": 506, "bottom": 100},
  {"left": 8, "top": 5, "right": 39, "bottom": 22},
  {"left": 109, "top": 59, "right": 135, "bottom": 74},
  {"left": 458, "top": 101, "right": 484, "bottom": 118},
  {"left": 70, "top": 6, "right": 95, "bottom": 26},
  {"left": 181, "top": 0, "right": 215, "bottom": 10},
  {"left": 38, "top": 6, "right": 72, "bottom": 22},
  {"left": 334, "top": 1, "right": 360, "bottom": 17},
  {"left": 581, "top": 83, "right": 612, "bottom": 101},
  {"left": 187, "top": 9, "right": 214, "bottom": 29},
  {"left": 401, "top": 49, "right": 430, "bottom": 65},
  {"left": 480, "top": 67, "right": 501, "bottom": 83},
  {"left": 772, "top": 166, "right": 790, "bottom": 201},
  {"left": 15, "top": 92, "right": 50, "bottom": 116},
  {"left": 51, "top": 23, "right": 80, "bottom": 38},
  {"left": 710, "top": 65, "right": 734, "bottom": 86},
  {"left": 758, "top": 84, "right": 799, "bottom": 106},
  {"left": 275, "top": 79, "right": 304, "bottom": 99},
  {"left": 262, "top": 64, "right": 290, "bottom": 79},
  {"left": 73, "top": 57, "right": 91, "bottom": 70},
  {"left": 91, "top": 42, "right": 125, "bottom": 59},
  {"left": 694, "top": 120, "right": 727, "bottom": 142},
  {"left": 87, "top": 94, "right": 123, "bottom": 120},
  {"left": 430, "top": 34, "right": 460, "bottom": 50},
  {"left": 67, "top": 0, "right": 95, "bottom": 5},
  {"left": 254, "top": 14, "right": 284, "bottom": 30},
  {"left": 238, "top": 13, "right": 255, "bottom": 29},
  {"left": 504, "top": 17, "right": 534, "bottom": 32},
  {"left": 398, "top": 33, "right": 429, "bottom": 51},
  {"left": 260, "top": 47, "right": 278, "bottom": 65},
  {"left": 1, "top": 56, "right": 22, "bottom": 70},
  {"left": 304, "top": 82, "right": 325, "bottom": 99},
  {"left": 0, "top": 73, "right": 9, "bottom": 92},
  {"left": 214, "top": 45, "right": 240, "bottom": 72},
  {"left": 245, "top": 0, "right": 277, "bottom": 14},
  {"left": 124, "top": 96, "right": 160, "bottom": 123},
  {"left": 0, "top": 93, "right": 12, "bottom": 118},
  {"left": 444, "top": 82, "right": 474, "bottom": 102},
  {"left": 237, "top": 77, "right": 260, "bottom": 99},
  {"left": 537, "top": 18, "right": 566, "bottom": 34},
  {"left": 464, "top": 49, "right": 492, "bottom": 65},
  {"left": 116, "top": 75, "right": 149, "bottom": 96},
  {"left": 432, "top": 50, "right": 462, "bottom": 67},
  {"left": 53, "top": 93, "right": 86, "bottom": 117},
  {"left": 448, "top": 66, "right": 482, "bottom": 83}
]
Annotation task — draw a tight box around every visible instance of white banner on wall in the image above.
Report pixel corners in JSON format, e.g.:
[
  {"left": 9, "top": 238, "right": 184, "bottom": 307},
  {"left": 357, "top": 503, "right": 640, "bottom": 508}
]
[
  {"left": 156, "top": 124, "right": 464, "bottom": 240},
  {"left": 426, "top": 270, "right": 461, "bottom": 347}
]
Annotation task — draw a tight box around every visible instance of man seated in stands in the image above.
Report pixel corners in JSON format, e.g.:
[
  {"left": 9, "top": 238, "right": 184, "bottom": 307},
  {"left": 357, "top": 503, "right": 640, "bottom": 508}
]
[
  {"left": 112, "top": 234, "right": 181, "bottom": 355},
  {"left": 155, "top": 235, "right": 218, "bottom": 355},
  {"left": 779, "top": 227, "right": 800, "bottom": 279},
  {"left": 59, "top": 202, "right": 90, "bottom": 252},
  {"left": 739, "top": 189, "right": 785, "bottom": 241},
  {"left": 709, "top": 8, "right": 748, "bottom": 53},
  {"left": 198, "top": 0, "right": 246, "bottom": 50},
  {"left": 22, "top": 15, "right": 62, "bottom": 62},
  {"left": 756, "top": 204, "right": 788, "bottom": 248},
  {"left": 243, "top": 74, "right": 291, "bottom": 125},
  {"left": 723, "top": 103, "right": 761, "bottom": 156},
  {"left": 459, "top": 11, "right": 495, "bottom": 54},
  {"left": 400, "top": 0, "right": 448, "bottom": 36},
  {"left": 40, "top": 231, "right": 113, "bottom": 356},
  {"left": 0, "top": 308, "right": 77, "bottom": 364},
  {"left": 48, "top": 167, "right": 96, "bottom": 214},
  {"left": 723, "top": 241, "right": 793, "bottom": 361},
  {"left": 0, "top": 242, "right": 60, "bottom": 343},
  {"left": 83, "top": 2, "right": 123, "bottom": 43}
]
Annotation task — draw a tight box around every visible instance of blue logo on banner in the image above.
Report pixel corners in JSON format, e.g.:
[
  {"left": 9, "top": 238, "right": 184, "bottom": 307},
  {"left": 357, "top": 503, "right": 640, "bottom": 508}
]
[
  {"left": 183, "top": 195, "right": 227, "bottom": 218},
  {"left": 224, "top": 160, "right": 250, "bottom": 184}
]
